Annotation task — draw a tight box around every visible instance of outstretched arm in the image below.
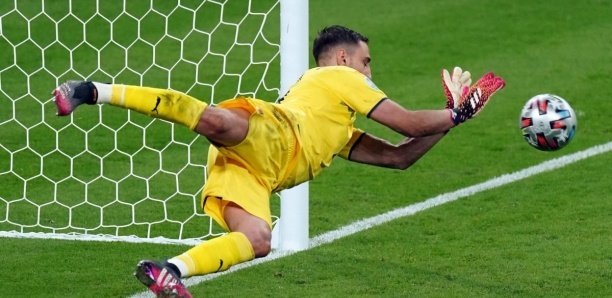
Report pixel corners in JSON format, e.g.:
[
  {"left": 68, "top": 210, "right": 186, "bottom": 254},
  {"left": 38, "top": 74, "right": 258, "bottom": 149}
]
[
  {"left": 368, "top": 98, "right": 454, "bottom": 138},
  {"left": 367, "top": 69, "right": 506, "bottom": 137},
  {"left": 345, "top": 132, "right": 445, "bottom": 170},
  {"left": 350, "top": 97, "right": 451, "bottom": 169},
  {"left": 346, "top": 69, "right": 505, "bottom": 169}
]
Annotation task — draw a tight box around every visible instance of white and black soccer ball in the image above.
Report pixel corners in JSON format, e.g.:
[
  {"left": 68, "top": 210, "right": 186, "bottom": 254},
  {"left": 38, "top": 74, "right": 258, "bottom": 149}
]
[{"left": 520, "top": 94, "right": 577, "bottom": 151}]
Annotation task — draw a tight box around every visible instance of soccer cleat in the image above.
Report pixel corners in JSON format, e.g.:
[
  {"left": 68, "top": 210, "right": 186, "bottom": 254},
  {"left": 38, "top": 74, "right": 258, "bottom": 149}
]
[
  {"left": 134, "top": 260, "right": 192, "bottom": 298},
  {"left": 53, "top": 80, "right": 97, "bottom": 116}
]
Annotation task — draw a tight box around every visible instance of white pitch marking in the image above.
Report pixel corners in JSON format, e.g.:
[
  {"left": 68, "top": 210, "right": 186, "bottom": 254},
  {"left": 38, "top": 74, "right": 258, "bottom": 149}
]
[{"left": 130, "top": 140, "right": 612, "bottom": 297}]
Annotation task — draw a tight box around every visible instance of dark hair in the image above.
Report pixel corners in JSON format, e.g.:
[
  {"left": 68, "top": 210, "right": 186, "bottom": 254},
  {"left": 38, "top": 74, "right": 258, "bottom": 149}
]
[{"left": 312, "top": 25, "right": 369, "bottom": 63}]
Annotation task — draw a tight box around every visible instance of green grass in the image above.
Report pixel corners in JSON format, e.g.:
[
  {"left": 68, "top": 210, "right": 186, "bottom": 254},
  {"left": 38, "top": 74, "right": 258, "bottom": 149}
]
[
  {"left": 1, "top": 0, "right": 612, "bottom": 297},
  {"left": 200, "top": 154, "right": 612, "bottom": 297}
]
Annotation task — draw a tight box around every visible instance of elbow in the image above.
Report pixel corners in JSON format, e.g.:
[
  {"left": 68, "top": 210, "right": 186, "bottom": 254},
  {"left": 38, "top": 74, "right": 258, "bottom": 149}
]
[
  {"left": 393, "top": 156, "right": 416, "bottom": 170},
  {"left": 397, "top": 161, "right": 414, "bottom": 170},
  {"left": 385, "top": 145, "right": 417, "bottom": 170}
]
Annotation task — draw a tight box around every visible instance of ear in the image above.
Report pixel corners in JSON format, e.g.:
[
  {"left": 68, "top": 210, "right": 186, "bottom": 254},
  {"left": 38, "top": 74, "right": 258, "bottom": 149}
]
[{"left": 335, "top": 49, "right": 348, "bottom": 66}]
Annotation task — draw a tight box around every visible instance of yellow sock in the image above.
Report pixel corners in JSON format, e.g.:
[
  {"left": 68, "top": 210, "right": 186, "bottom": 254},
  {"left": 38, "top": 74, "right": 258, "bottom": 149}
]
[
  {"left": 106, "top": 84, "right": 207, "bottom": 130},
  {"left": 171, "top": 232, "right": 255, "bottom": 277}
]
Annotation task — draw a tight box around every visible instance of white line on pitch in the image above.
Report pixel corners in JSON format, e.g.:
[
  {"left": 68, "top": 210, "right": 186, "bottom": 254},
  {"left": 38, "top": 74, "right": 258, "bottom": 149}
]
[{"left": 131, "top": 141, "right": 612, "bottom": 297}]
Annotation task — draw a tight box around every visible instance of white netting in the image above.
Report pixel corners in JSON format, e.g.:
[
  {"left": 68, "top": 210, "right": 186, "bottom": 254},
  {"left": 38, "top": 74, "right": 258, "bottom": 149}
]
[{"left": 0, "top": 0, "right": 281, "bottom": 244}]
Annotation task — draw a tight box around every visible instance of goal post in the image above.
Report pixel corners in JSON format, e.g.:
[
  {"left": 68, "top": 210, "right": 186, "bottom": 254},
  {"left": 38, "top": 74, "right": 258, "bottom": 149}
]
[
  {"left": 276, "top": 0, "right": 309, "bottom": 251},
  {"left": 0, "top": 0, "right": 309, "bottom": 250}
]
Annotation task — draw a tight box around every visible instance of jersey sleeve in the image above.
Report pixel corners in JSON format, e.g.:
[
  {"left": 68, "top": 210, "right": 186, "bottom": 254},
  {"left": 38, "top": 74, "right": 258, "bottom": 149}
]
[
  {"left": 337, "top": 127, "right": 366, "bottom": 160},
  {"left": 326, "top": 68, "right": 388, "bottom": 116}
]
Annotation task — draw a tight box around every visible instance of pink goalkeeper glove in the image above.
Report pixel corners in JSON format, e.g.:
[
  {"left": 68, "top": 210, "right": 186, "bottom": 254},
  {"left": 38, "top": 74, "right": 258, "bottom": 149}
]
[{"left": 449, "top": 72, "right": 506, "bottom": 125}]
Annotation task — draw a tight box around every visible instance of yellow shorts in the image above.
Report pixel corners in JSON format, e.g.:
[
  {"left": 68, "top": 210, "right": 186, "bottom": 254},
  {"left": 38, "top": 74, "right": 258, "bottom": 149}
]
[{"left": 201, "top": 97, "right": 299, "bottom": 230}]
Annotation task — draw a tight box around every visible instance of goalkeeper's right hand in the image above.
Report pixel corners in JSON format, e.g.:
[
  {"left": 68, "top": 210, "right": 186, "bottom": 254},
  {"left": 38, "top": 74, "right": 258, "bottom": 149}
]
[{"left": 449, "top": 72, "right": 506, "bottom": 125}]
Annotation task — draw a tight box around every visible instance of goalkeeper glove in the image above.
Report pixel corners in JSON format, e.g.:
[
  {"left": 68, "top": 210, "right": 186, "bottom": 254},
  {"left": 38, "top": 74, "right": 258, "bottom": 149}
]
[
  {"left": 442, "top": 66, "right": 472, "bottom": 109},
  {"left": 450, "top": 72, "right": 506, "bottom": 125}
]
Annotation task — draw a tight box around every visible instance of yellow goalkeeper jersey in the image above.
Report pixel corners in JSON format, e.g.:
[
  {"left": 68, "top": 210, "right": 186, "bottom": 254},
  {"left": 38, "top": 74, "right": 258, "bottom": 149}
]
[
  {"left": 278, "top": 66, "right": 387, "bottom": 187},
  {"left": 203, "top": 66, "right": 387, "bottom": 228}
]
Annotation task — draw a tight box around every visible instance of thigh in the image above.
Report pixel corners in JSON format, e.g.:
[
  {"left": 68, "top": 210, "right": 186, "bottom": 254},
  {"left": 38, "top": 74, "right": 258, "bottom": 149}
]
[
  {"left": 215, "top": 98, "right": 296, "bottom": 190},
  {"left": 202, "top": 149, "right": 273, "bottom": 230}
]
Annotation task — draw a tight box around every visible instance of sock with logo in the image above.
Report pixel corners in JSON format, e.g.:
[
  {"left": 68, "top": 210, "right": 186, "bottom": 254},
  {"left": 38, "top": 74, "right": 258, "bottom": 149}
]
[
  {"left": 92, "top": 82, "right": 207, "bottom": 130},
  {"left": 167, "top": 232, "right": 255, "bottom": 278}
]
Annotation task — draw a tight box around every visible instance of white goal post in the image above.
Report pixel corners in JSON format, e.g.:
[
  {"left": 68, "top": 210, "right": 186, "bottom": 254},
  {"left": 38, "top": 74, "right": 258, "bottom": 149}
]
[
  {"left": 0, "top": 0, "right": 309, "bottom": 250},
  {"left": 276, "top": 0, "right": 309, "bottom": 251}
]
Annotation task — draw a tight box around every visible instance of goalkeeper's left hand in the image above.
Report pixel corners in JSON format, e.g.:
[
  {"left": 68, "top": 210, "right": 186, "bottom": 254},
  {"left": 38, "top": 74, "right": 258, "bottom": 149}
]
[
  {"left": 442, "top": 66, "right": 472, "bottom": 109},
  {"left": 450, "top": 72, "right": 506, "bottom": 125}
]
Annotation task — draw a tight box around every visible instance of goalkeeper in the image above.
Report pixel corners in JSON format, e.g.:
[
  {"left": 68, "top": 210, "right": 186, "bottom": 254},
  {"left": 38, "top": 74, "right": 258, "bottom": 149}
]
[{"left": 53, "top": 25, "right": 505, "bottom": 298}]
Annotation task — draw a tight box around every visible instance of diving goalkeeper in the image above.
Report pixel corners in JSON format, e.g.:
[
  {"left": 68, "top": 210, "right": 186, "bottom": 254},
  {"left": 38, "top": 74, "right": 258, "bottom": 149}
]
[{"left": 53, "top": 25, "right": 505, "bottom": 298}]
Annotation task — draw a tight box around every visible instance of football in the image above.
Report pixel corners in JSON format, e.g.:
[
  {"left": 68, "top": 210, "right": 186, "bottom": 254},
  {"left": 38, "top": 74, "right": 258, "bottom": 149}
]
[{"left": 520, "top": 94, "right": 577, "bottom": 151}]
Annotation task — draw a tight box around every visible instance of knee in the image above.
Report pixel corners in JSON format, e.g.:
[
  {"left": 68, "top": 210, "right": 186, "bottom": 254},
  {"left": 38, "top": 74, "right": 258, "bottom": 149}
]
[
  {"left": 196, "top": 108, "right": 249, "bottom": 146},
  {"left": 198, "top": 108, "right": 228, "bottom": 138},
  {"left": 246, "top": 227, "right": 271, "bottom": 258},
  {"left": 223, "top": 203, "right": 272, "bottom": 257}
]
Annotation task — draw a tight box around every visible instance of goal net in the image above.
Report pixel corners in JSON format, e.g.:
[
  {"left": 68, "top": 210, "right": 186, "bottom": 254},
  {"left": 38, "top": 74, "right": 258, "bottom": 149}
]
[{"left": 0, "top": 0, "right": 304, "bottom": 245}]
